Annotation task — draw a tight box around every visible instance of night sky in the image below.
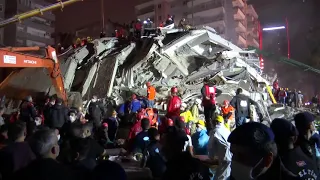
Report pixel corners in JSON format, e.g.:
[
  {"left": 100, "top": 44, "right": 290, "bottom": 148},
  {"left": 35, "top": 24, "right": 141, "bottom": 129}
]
[
  {"left": 53, "top": 0, "right": 320, "bottom": 96},
  {"left": 54, "top": 0, "right": 137, "bottom": 32}
]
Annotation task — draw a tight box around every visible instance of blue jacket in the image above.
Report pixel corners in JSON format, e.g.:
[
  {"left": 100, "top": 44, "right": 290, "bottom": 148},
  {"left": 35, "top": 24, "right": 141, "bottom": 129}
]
[
  {"left": 192, "top": 129, "right": 210, "bottom": 155},
  {"left": 130, "top": 99, "right": 142, "bottom": 113}
]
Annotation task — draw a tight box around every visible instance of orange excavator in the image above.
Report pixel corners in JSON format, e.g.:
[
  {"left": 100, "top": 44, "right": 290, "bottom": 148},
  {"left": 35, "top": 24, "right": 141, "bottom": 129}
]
[
  {"left": 0, "top": 0, "right": 84, "bottom": 104},
  {"left": 0, "top": 46, "right": 67, "bottom": 103}
]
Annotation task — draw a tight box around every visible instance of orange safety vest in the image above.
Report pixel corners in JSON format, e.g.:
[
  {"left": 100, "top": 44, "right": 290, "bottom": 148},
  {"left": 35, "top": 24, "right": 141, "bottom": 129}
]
[
  {"left": 147, "top": 86, "right": 156, "bottom": 100},
  {"left": 221, "top": 106, "right": 234, "bottom": 120}
]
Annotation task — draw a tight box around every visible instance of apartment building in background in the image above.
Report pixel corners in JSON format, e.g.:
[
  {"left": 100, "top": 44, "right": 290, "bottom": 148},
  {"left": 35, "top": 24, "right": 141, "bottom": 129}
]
[
  {"left": 135, "top": 0, "right": 260, "bottom": 48},
  {"left": 0, "top": 0, "right": 55, "bottom": 47}
]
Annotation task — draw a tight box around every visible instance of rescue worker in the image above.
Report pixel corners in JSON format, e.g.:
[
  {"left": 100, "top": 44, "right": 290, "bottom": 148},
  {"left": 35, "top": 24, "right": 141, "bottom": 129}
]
[
  {"left": 166, "top": 87, "right": 182, "bottom": 120},
  {"left": 104, "top": 110, "right": 119, "bottom": 142},
  {"left": 165, "top": 15, "right": 174, "bottom": 27},
  {"left": 135, "top": 19, "right": 142, "bottom": 38},
  {"left": 294, "top": 112, "right": 320, "bottom": 170},
  {"left": 312, "top": 95, "right": 318, "bottom": 108},
  {"left": 221, "top": 100, "right": 235, "bottom": 130},
  {"left": 201, "top": 77, "right": 222, "bottom": 133},
  {"left": 271, "top": 118, "right": 319, "bottom": 179},
  {"left": 43, "top": 96, "right": 55, "bottom": 122},
  {"left": 100, "top": 31, "right": 106, "bottom": 38},
  {"left": 273, "top": 79, "right": 279, "bottom": 94},
  {"left": 298, "top": 91, "right": 304, "bottom": 108},
  {"left": 146, "top": 82, "right": 156, "bottom": 108},
  {"left": 230, "top": 88, "right": 262, "bottom": 127},
  {"left": 178, "top": 18, "right": 188, "bottom": 30},
  {"left": 130, "top": 94, "right": 142, "bottom": 113},
  {"left": 278, "top": 87, "right": 287, "bottom": 105},
  {"left": 228, "top": 122, "right": 299, "bottom": 180},
  {"left": 191, "top": 120, "right": 209, "bottom": 155},
  {"left": 46, "top": 98, "right": 69, "bottom": 130},
  {"left": 143, "top": 18, "right": 153, "bottom": 36},
  {"left": 207, "top": 115, "right": 231, "bottom": 180},
  {"left": 19, "top": 95, "right": 37, "bottom": 123},
  {"left": 87, "top": 95, "right": 105, "bottom": 131},
  {"left": 180, "top": 103, "right": 196, "bottom": 134}
]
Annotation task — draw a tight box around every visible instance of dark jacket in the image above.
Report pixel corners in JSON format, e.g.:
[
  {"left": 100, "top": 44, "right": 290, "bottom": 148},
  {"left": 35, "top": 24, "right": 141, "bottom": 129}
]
[
  {"left": 0, "top": 142, "right": 36, "bottom": 179},
  {"left": 296, "top": 136, "right": 320, "bottom": 171},
  {"left": 280, "top": 147, "right": 319, "bottom": 179},
  {"left": 229, "top": 157, "right": 300, "bottom": 180},
  {"left": 19, "top": 101, "right": 37, "bottom": 122},
  {"left": 230, "top": 94, "right": 259, "bottom": 119},
  {"left": 46, "top": 104, "right": 69, "bottom": 129},
  {"left": 88, "top": 101, "right": 105, "bottom": 123},
  {"left": 162, "top": 152, "right": 211, "bottom": 180},
  {"left": 13, "top": 158, "right": 74, "bottom": 180}
]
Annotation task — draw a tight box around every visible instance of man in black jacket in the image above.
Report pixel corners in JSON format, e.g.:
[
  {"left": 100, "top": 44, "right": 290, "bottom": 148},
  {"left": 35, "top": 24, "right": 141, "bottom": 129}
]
[
  {"left": 271, "top": 118, "right": 319, "bottom": 179},
  {"left": 46, "top": 98, "right": 69, "bottom": 130},
  {"left": 228, "top": 122, "right": 300, "bottom": 180},
  {"left": 88, "top": 96, "right": 105, "bottom": 131},
  {"left": 230, "top": 88, "right": 261, "bottom": 127},
  {"left": 294, "top": 112, "right": 320, "bottom": 171}
]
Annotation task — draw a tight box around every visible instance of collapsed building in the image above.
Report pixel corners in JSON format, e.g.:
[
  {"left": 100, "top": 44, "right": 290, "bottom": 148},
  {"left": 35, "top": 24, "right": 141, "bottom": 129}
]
[{"left": 0, "top": 26, "right": 286, "bottom": 122}]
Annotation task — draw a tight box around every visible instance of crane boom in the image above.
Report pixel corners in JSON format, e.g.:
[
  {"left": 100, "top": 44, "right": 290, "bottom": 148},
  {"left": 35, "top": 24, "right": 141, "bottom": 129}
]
[{"left": 0, "top": 0, "right": 83, "bottom": 28}]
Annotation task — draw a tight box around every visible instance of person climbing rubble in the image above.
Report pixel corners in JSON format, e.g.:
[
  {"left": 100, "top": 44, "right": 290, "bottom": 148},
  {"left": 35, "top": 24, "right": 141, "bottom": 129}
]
[
  {"left": 230, "top": 88, "right": 262, "bottom": 127},
  {"left": 201, "top": 77, "right": 222, "bottom": 134},
  {"left": 166, "top": 87, "right": 182, "bottom": 121},
  {"left": 278, "top": 87, "right": 287, "bottom": 105},
  {"left": 312, "top": 95, "right": 318, "bottom": 110},
  {"left": 273, "top": 79, "right": 279, "bottom": 94},
  {"left": 221, "top": 100, "right": 235, "bottom": 131},
  {"left": 298, "top": 91, "right": 304, "bottom": 108},
  {"left": 180, "top": 103, "right": 196, "bottom": 134},
  {"left": 129, "top": 94, "right": 142, "bottom": 113},
  {"left": 165, "top": 15, "right": 174, "bottom": 27},
  {"left": 178, "top": 18, "right": 190, "bottom": 30},
  {"left": 146, "top": 82, "right": 156, "bottom": 108},
  {"left": 135, "top": 19, "right": 142, "bottom": 38},
  {"left": 143, "top": 18, "right": 153, "bottom": 36}
]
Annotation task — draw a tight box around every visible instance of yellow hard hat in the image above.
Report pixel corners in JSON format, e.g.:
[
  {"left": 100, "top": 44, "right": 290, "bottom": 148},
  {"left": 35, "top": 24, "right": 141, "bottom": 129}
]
[
  {"left": 216, "top": 115, "right": 224, "bottom": 123},
  {"left": 196, "top": 120, "right": 205, "bottom": 127}
]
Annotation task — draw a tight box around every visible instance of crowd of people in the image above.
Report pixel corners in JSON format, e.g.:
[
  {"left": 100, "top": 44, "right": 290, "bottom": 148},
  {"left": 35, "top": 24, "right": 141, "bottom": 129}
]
[
  {"left": 273, "top": 79, "right": 304, "bottom": 107},
  {"left": 0, "top": 77, "right": 319, "bottom": 180}
]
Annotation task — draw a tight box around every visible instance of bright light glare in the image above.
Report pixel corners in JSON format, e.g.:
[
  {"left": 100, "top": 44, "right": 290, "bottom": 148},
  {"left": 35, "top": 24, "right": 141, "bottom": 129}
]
[{"left": 262, "top": 26, "right": 285, "bottom": 31}]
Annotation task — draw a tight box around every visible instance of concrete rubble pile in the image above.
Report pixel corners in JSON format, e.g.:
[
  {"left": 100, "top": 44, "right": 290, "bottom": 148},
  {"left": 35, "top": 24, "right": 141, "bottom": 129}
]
[{"left": 0, "top": 26, "right": 300, "bottom": 121}]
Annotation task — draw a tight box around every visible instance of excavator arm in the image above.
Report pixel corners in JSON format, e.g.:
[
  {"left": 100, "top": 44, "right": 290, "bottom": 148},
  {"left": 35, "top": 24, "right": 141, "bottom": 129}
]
[{"left": 0, "top": 46, "right": 67, "bottom": 104}]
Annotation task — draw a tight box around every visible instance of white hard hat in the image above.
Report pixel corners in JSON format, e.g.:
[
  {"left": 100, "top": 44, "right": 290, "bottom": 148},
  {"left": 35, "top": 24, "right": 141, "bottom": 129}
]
[
  {"left": 181, "top": 103, "right": 187, "bottom": 108},
  {"left": 195, "top": 99, "right": 201, "bottom": 105}
]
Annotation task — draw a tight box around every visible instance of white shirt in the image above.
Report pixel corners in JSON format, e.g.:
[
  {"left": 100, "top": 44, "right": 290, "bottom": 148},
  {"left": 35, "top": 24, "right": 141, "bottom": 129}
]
[
  {"left": 208, "top": 124, "right": 232, "bottom": 180},
  {"left": 184, "top": 135, "right": 193, "bottom": 151}
]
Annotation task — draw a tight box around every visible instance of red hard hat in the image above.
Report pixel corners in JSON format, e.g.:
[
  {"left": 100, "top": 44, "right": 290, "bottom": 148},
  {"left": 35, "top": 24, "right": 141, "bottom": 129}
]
[
  {"left": 179, "top": 116, "right": 185, "bottom": 122},
  {"left": 171, "top": 87, "right": 178, "bottom": 93},
  {"left": 102, "top": 123, "right": 108, "bottom": 128},
  {"left": 146, "top": 82, "right": 151, "bottom": 87},
  {"left": 132, "top": 94, "right": 137, "bottom": 99},
  {"left": 137, "top": 114, "right": 144, "bottom": 121},
  {"left": 223, "top": 100, "right": 229, "bottom": 106},
  {"left": 167, "top": 118, "right": 174, "bottom": 126}
]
